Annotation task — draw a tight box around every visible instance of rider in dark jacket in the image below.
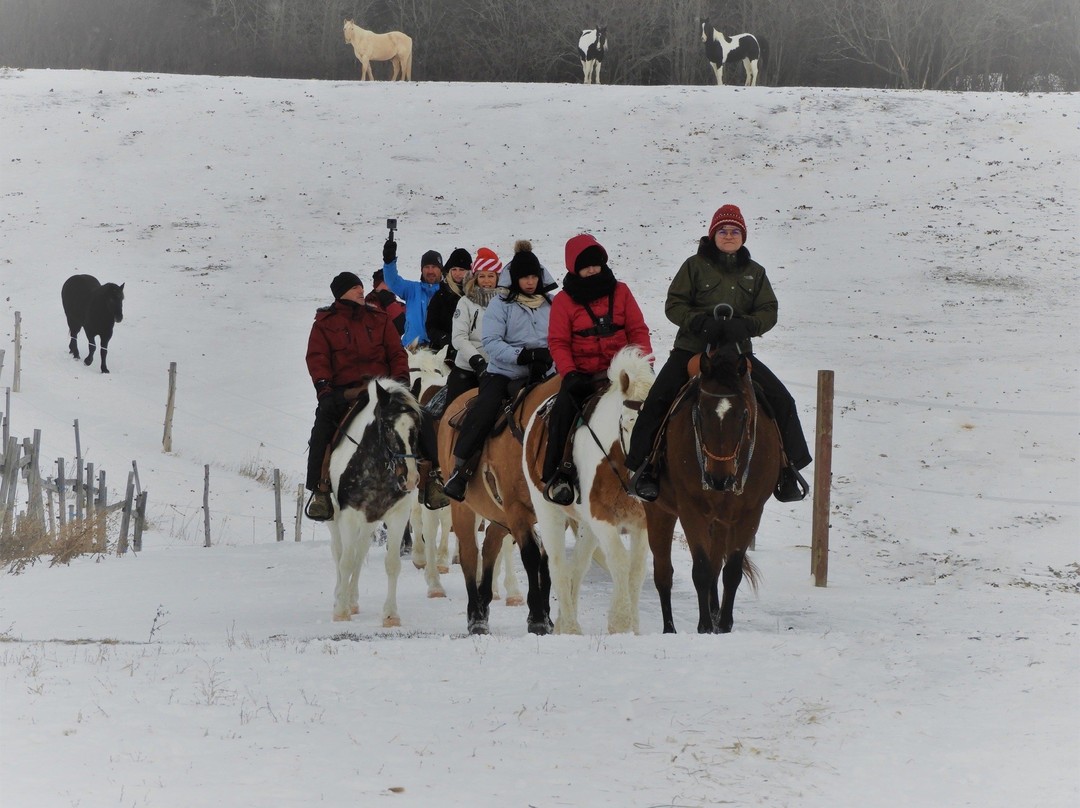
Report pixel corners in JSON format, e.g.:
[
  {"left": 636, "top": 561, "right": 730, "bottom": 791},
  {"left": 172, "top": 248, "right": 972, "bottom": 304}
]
[{"left": 624, "top": 205, "right": 811, "bottom": 503}]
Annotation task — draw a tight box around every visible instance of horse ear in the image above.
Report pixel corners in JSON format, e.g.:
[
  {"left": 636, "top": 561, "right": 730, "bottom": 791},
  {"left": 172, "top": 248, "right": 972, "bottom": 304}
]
[
  {"left": 435, "top": 345, "right": 448, "bottom": 363},
  {"left": 407, "top": 337, "right": 419, "bottom": 351},
  {"left": 375, "top": 381, "right": 390, "bottom": 407},
  {"left": 411, "top": 378, "right": 421, "bottom": 398},
  {"left": 119, "top": 283, "right": 125, "bottom": 291},
  {"left": 620, "top": 369, "right": 631, "bottom": 395}
]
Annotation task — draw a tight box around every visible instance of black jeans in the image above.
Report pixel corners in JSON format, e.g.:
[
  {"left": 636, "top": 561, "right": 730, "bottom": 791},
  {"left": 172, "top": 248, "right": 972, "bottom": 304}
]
[
  {"left": 442, "top": 366, "right": 479, "bottom": 412},
  {"left": 624, "top": 349, "right": 811, "bottom": 472},
  {"left": 452, "top": 372, "right": 512, "bottom": 462},
  {"left": 542, "top": 373, "right": 597, "bottom": 481}
]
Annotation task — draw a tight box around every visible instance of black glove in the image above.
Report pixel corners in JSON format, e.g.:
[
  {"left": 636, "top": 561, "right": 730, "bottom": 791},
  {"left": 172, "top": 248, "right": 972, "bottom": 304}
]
[
  {"left": 319, "top": 387, "right": 349, "bottom": 418},
  {"left": 469, "top": 354, "right": 488, "bottom": 374},
  {"left": 517, "top": 347, "right": 552, "bottom": 366},
  {"left": 563, "top": 370, "right": 593, "bottom": 397},
  {"left": 383, "top": 236, "right": 397, "bottom": 264}
]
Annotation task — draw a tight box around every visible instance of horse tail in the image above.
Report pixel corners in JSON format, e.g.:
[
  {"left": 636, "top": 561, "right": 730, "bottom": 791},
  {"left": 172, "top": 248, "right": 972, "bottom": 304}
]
[{"left": 741, "top": 551, "right": 760, "bottom": 593}]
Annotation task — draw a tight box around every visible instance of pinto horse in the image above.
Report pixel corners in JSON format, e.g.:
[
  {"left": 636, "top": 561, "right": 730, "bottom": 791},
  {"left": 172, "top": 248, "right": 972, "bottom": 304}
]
[
  {"left": 700, "top": 18, "right": 760, "bottom": 86},
  {"left": 326, "top": 379, "right": 424, "bottom": 625},
  {"left": 578, "top": 27, "right": 607, "bottom": 84},
  {"left": 343, "top": 19, "right": 413, "bottom": 81},
  {"left": 523, "top": 347, "right": 655, "bottom": 634},
  {"left": 61, "top": 274, "right": 125, "bottom": 373},
  {"left": 645, "top": 344, "right": 783, "bottom": 633},
  {"left": 437, "top": 382, "right": 555, "bottom": 635}
]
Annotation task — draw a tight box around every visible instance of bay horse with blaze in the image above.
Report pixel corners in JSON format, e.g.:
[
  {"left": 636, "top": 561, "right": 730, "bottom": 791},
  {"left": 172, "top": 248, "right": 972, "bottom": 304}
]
[{"left": 645, "top": 342, "right": 782, "bottom": 633}]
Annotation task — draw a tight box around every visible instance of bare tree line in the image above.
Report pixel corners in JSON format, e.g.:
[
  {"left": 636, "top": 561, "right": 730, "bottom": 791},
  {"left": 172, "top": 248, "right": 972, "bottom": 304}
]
[{"left": 1, "top": 0, "right": 1076, "bottom": 90}]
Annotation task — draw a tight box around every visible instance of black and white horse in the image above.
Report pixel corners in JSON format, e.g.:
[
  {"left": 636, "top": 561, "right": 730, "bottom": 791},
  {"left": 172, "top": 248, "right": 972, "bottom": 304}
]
[
  {"left": 701, "top": 19, "right": 760, "bottom": 86},
  {"left": 61, "top": 274, "right": 125, "bottom": 373},
  {"left": 578, "top": 27, "right": 607, "bottom": 84}
]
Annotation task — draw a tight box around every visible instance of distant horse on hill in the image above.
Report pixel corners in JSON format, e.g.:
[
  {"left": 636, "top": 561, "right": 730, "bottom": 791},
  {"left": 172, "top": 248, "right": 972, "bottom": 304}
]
[
  {"left": 61, "top": 274, "right": 125, "bottom": 373},
  {"left": 701, "top": 18, "right": 760, "bottom": 86},
  {"left": 578, "top": 28, "right": 607, "bottom": 84},
  {"left": 343, "top": 19, "right": 413, "bottom": 81}
]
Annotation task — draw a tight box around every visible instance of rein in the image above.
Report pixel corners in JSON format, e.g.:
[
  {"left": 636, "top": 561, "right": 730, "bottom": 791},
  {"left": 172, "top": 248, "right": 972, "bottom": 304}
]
[
  {"left": 575, "top": 398, "right": 642, "bottom": 496},
  {"left": 691, "top": 372, "right": 758, "bottom": 495}
]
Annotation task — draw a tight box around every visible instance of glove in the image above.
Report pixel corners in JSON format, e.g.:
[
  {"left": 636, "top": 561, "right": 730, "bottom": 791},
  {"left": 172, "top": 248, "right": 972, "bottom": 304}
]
[
  {"left": 564, "top": 370, "right": 593, "bottom": 396},
  {"left": 517, "top": 347, "right": 552, "bottom": 366},
  {"left": 469, "top": 355, "right": 488, "bottom": 374},
  {"left": 383, "top": 236, "right": 397, "bottom": 264}
]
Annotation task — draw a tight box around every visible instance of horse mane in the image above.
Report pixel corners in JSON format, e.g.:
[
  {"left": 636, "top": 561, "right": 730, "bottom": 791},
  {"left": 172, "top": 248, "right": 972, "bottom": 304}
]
[
  {"left": 366, "top": 377, "right": 422, "bottom": 417},
  {"left": 607, "top": 345, "right": 654, "bottom": 401}
]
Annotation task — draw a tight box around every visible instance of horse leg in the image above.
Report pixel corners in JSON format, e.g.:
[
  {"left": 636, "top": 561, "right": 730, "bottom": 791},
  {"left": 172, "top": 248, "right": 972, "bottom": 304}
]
[
  {"left": 98, "top": 333, "right": 111, "bottom": 373},
  {"left": 714, "top": 62, "right": 725, "bottom": 86},
  {"left": 436, "top": 510, "right": 453, "bottom": 573},
  {"left": 518, "top": 529, "right": 552, "bottom": 635},
  {"left": 419, "top": 506, "right": 446, "bottom": 597},
  {"left": 361, "top": 58, "right": 372, "bottom": 81},
  {"left": 646, "top": 508, "right": 679, "bottom": 633},
  {"left": 535, "top": 506, "right": 578, "bottom": 633},
  {"left": 83, "top": 332, "right": 97, "bottom": 368},
  {"left": 719, "top": 548, "right": 745, "bottom": 633},
  {"left": 68, "top": 327, "right": 80, "bottom": 359},
  {"left": 626, "top": 526, "right": 651, "bottom": 635},
  {"left": 595, "top": 61, "right": 602, "bottom": 85},
  {"left": 331, "top": 514, "right": 370, "bottom": 621},
  {"left": 591, "top": 520, "right": 637, "bottom": 635},
  {"left": 498, "top": 532, "right": 524, "bottom": 606},
  {"left": 744, "top": 58, "right": 756, "bottom": 87},
  {"left": 381, "top": 499, "right": 410, "bottom": 627},
  {"left": 690, "top": 545, "right": 721, "bottom": 634},
  {"left": 453, "top": 507, "right": 489, "bottom": 633}
]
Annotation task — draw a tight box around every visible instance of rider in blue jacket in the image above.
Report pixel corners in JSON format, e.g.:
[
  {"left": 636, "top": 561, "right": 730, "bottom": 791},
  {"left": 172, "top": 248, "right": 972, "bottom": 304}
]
[{"left": 381, "top": 234, "right": 443, "bottom": 347}]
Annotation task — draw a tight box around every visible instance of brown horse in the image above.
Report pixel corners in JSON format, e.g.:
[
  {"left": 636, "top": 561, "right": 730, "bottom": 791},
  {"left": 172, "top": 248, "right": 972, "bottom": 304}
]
[
  {"left": 645, "top": 346, "right": 783, "bottom": 633},
  {"left": 437, "top": 379, "right": 557, "bottom": 635},
  {"left": 343, "top": 20, "right": 413, "bottom": 81}
]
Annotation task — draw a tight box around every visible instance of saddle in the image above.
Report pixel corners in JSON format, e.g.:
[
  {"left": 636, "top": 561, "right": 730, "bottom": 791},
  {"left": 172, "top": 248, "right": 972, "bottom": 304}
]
[{"left": 446, "top": 377, "right": 537, "bottom": 443}]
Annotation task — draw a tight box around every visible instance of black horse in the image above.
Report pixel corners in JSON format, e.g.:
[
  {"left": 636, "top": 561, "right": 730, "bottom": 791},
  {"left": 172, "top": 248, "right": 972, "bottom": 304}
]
[{"left": 62, "top": 274, "right": 125, "bottom": 373}]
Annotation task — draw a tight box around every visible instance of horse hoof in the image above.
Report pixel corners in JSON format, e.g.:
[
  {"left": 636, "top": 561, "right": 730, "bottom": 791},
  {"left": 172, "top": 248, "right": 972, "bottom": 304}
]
[
  {"left": 437, "top": 565, "right": 449, "bottom": 574},
  {"left": 504, "top": 595, "right": 524, "bottom": 607},
  {"left": 383, "top": 616, "right": 401, "bottom": 628},
  {"left": 333, "top": 613, "right": 351, "bottom": 622},
  {"left": 527, "top": 619, "right": 553, "bottom": 636},
  {"left": 468, "top": 622, "right": 490, "bottom": 635},
  {"left": 84, "top": 358, "right": 93, "bottom": 366},
  {"left": 427, "top": 589, "right": 446, "bottom": 599},
  {"left": 413, "top": 560, "right": 426, "bottom": 570},
  {"left": 350, "top": 605, "right": 360, "bottom": 615}
]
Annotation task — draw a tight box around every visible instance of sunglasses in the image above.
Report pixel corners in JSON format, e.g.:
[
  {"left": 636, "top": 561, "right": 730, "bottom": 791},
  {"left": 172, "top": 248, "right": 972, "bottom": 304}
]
[{"left": 714, "top": 228, "right": 743, "bottom": 237}]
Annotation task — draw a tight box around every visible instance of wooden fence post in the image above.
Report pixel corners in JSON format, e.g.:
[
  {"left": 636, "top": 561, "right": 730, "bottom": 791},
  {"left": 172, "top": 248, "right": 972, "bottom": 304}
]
[
  {"left": 133, "top": 490, "right": 147, "bottom": 551},
  {"left": 203, "top": 464, "right": 211, "bottom": 547},
  {"left": 118, "top": 471, "right": 135, "bottom": 553},
  {"left": 811, "top": 369, "right": 834, "bottom": 588},
  {"left": 0, "top": 349, "right": 5, "bottom": 387},
  {"left": 12, "top": 313, "right": 21, "bottom": 393},
  {"left": 56, "top": 458, "right": 67, "bottom": 529},
  {"left": 162, "top": 362, "right": 177, "bottom": 452},
  {"left": 273, "top": 468, "right": 284, "bottom": 542},
  {"left": 74, "top": 419, "right": 83, "bottom": 519},
  {"left": 294, "top": 483, "right": 304, "bottom": 542}
]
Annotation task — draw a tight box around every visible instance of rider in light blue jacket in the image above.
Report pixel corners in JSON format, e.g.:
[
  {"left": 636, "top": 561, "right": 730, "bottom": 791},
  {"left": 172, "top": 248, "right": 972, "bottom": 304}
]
[{"left": 381, "top": 234, "right": 442, "bottom": 346}]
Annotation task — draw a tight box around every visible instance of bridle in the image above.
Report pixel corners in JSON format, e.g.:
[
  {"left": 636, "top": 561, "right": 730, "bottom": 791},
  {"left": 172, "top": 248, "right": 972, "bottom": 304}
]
[
  {"left": 691, "top": 368, "right": 758, "bottom": 495},
  {"left": 344, "top": 407, "right": 420, "bottom": 494}
]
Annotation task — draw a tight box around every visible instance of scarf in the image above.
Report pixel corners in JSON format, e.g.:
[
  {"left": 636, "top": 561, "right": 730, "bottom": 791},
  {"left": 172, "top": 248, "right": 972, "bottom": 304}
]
[
  {"left": 500, "top": 288, "right": 549, "bottom": 309},
  {"left": 466, "top": 282, "right": 498, "bottom": 308},
  {"left": 561, "top": 264, "right": 617, "bottom": 305}
]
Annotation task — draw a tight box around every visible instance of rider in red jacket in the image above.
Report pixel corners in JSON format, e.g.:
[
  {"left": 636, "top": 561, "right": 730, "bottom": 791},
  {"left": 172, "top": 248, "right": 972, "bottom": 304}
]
[
  {"left": 541, "top": 234, "right": 652, "bottom": 505},
  {"left": 304, "top": 271, "right": 412, "bottom": 520}
]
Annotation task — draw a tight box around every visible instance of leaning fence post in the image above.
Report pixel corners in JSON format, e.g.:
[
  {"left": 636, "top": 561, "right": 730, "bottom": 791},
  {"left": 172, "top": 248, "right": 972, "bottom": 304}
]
[
  {"left": 57, "top": 458, "right": 67, "bottom": 530},
  {"left": 74, "top": 419, "right": 83, "bottom": 519},
  {"left": 118, "top": 471, "right": 135, "bottom": 553},
  {"left": 203, "top": 464, "right": 211, "bottom": 547},
  {"left": 811, "top": 369, "right": 834, "bottom": 588},
  {"left": 294, "top": 484, "right": 304, "bottom": 542},
  {"left": 133, "top": 490, "right": 147, "bottom": 551},
  {"left": 162, "top": 362, "right": 177, "bottom": 452},
  {"left": 273, "top": 468, "right": 284, "bottom": 542}
]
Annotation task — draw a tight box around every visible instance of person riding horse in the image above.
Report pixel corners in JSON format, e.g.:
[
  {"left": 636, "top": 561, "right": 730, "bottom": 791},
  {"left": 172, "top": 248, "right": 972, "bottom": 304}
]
[
  {"left": 541, "top": 234, "right": 653, "bottom": 505},
  {"left": 305, "top": 271, "right": 443, "bottom": 520},
  {"left": 442, "top": 242, "right": 557, "bottom": 502},
  {"left": 624, "top": 204, "right": 811, "bottom": 503}
]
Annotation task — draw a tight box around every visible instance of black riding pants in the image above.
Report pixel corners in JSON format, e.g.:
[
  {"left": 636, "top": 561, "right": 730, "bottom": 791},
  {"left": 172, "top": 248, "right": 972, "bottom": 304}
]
[
  {"left": 542, "top": 373, "right": 597, "bottom": 481},
  {"left": 624, "top": 349, "right": 811, "bottom": 472},
  {"left": 452, "top": 372, "right": 512, "bottom": 462},
  {"left": 442, "top": 366, "right": 480, "bottom": 412}
]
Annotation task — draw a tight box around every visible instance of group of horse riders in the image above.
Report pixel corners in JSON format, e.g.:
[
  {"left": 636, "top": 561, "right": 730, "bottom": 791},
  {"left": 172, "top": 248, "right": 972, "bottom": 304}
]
[{"left": 303, "top": 203, "right": 812, "bottom": 522}]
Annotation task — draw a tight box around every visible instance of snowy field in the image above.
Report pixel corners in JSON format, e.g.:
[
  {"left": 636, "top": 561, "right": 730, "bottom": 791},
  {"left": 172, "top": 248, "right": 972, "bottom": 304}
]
[{"left": 0, "top": 68, "right": 1077, "bottom": 806}]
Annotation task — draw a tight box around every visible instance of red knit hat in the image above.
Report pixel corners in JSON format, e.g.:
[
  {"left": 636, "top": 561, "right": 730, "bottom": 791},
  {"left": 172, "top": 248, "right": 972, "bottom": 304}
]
[
  {"left": 471, "top": 247, "right": 503, "bottom": 274},
  {"left": 708, "top": 204, "right": 747, "bottom": 242}
]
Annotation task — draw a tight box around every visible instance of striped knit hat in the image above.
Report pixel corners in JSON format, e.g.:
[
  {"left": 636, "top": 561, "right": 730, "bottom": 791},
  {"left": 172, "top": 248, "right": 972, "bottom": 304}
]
[
  {"left": 708, "top": 204, "right": 747, "bottom": 241},
  {"left": 471, "top": 247, "right": 503, "bottom": 274}
]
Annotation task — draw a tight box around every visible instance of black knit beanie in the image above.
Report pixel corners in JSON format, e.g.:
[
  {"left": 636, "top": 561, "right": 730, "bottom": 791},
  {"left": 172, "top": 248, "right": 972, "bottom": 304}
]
[
  {"left": 445, "top": 248, "right": 472, "bottom": 272},
  {"left": 331, "top": 271, "right": 363, "bottom": 299},
  {"left": 509, "top": 250, "right": 542, "bottom": 282},
  {"left": 420, "top": 249, "right": 443, "bottom": 270}
]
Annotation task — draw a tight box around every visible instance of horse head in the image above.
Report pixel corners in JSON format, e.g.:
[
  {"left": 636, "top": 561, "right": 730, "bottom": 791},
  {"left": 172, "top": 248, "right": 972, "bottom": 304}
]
[
  {"left": 343, "top": 19, "right": 353, "bottom": 43},
  {"left": 700, "top": 18, "right": 711, "bottom": 42},
  {"left": 374, "top": 380, "right": 422, "bottom": 493},
  {"left": 607, "top": 346, "right": 654, "bottom": 455},
  {"left": 101, "top": 282, "right": 125, "bottom": 324},
  {"left": 695, "top": 346, "right": 755, "bottom": 493}
]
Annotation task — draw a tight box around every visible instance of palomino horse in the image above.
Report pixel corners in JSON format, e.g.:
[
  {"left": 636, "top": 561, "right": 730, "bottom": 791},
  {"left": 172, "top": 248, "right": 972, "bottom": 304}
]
[
  {"left": 343, "top": 19, "right": 413, "bottom": 81},
  {"left": 645, "top": 344, "right": 782, "bottom": 633},
  {"left": 326, "top": 379, "right": 423, "bottom": 625},
  {"left": 523, "top": 347, "right": 655, "bottom": 634},
  {"left": 407, "top": 345, "right": 521, "bottom": 605},
  {"left": 437, "top": 382, "right": 555, "bottom": 635},
  {"left": 61, "top": 274, "right": 125, "bottom": 373},
  {"left": 700, "top": 18, "right": 760, "bottom": 86}
]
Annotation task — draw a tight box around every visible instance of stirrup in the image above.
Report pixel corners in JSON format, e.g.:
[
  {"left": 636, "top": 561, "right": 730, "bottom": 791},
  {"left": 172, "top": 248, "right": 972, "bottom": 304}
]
[
  {"left": 774, "top": 466, "right": 810, "bottom": 502},
  {"left": 542, "top": 474, "right": 576, "bottom": 506},
  {"left": 304, "top": 489, "right": 334, "bottom": 521},
  {"left": 442, "top": 469, "right": 468, "bottom": 502},
  {"left": 423, "top": 470, "right": 450, "bottom": 510},
  {"left": 629, "top": 465, "right": 659, "bottom": 502}
]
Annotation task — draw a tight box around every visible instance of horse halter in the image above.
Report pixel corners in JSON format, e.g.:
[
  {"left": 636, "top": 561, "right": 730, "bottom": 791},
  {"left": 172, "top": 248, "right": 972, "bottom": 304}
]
[{"left": 691, "top": 365, "right": 758, "bottom": 495}]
